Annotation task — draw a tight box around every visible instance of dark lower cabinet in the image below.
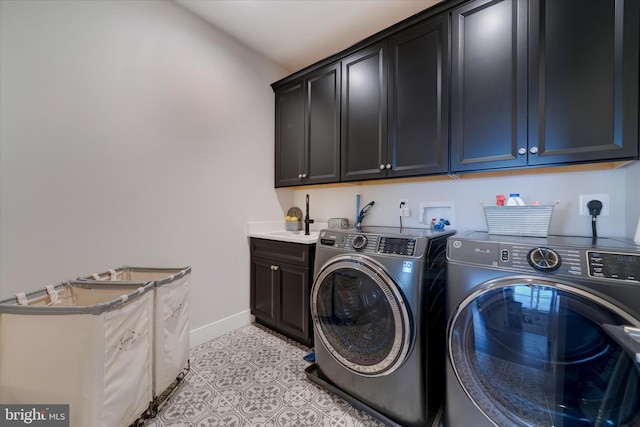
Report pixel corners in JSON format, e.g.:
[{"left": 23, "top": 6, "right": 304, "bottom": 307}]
[{"left": 250, "top": 238, "right": 315, "bottom": 346}]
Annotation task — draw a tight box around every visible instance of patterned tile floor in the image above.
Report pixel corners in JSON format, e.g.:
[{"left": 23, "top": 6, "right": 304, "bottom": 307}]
[{"left": 144, "top": 323, "right": 387, "bottom": 427}]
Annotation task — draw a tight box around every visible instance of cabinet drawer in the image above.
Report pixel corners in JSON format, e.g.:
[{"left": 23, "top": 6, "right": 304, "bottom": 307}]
[{"left": 250, "top": 238, "right": 315, "bottom": 267}]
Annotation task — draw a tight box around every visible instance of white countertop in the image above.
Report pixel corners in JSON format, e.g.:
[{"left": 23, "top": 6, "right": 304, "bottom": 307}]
[{"left": 247, "top": 221, "right": 327, "bottom": 244}]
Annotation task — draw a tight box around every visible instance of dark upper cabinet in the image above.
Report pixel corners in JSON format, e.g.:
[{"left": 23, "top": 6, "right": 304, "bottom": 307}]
[
  {"left": 528, "top": 0, "right": 639, "bottom": 165},
  {"left": 305, "top": 64, "right": 341, "bottom": 184},
  {"left": 276, "top": 0, "right": 638, "bottom": 182},
  {"left": 342, "top": 16, "right": 450, "bottom": 182},
  {"left": 341, "top": 43, "right": 388, "bottom": 181},
  {"left": 451, "top": 0, "right": 639, "bottom": 173},
  {"left": 451, "top": 0, "right": 528, "bottom": 172},
  {"left": 388, "top": 16, "right": 450, "bottom": 177},
  {"left": 275, "top": 82, "right": 304, "bottom": 187},
  {"left": 274, "top": 64, "right": 340, "bottom": 187}
]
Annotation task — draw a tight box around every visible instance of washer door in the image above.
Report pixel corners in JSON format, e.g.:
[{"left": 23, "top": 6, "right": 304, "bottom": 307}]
[
  {"left": 448, "top": 277, "right": 640, "bottom": 427},
  {"left": 311, "top": 255, "right": 412, "bottom": 377}
]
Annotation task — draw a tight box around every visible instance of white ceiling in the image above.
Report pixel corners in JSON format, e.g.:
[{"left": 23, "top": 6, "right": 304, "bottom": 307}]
[{"left": 175, "top": 0, "right": 442, "bottom": 73}]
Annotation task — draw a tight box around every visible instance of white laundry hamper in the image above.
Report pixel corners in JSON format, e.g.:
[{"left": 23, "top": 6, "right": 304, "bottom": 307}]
[
  {"left": 0, "top": 281, "right": 154, "bottom": 427},
  {"left": 78, "top": 266, "right": 191, "bottom": 399}
]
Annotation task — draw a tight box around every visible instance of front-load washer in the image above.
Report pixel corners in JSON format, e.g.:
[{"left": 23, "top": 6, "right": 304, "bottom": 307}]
[
  {"left": 306, "top": 226, "right": 454, "bottom": 427},
  {"left": 446, "top": 231, "right": 640, "bottom": 427}
]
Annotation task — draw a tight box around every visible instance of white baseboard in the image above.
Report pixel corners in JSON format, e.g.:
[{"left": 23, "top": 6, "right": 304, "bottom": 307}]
[{"left": 189, "top": 310, "right": 254, "bottom": 348}]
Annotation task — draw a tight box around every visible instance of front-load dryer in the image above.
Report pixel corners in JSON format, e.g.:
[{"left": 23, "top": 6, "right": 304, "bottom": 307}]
[
  {"left": 306, "top": 226, "right": 453, "bottom": 427},
  {"left": 446, "top": 231, "right": 640, "bottom": 427}
]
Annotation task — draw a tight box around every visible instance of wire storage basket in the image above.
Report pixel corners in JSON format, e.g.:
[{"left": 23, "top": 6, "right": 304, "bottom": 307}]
[{"left": 483, "top": 203, "right": 556, "bottom": 237}]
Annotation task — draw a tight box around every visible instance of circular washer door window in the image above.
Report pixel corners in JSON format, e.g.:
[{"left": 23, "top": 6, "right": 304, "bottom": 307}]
[
  {"left": 448, "top": 278, "right": 640, "bottom": 427},
  {"left": 311, "top": 255, "right": 412, "bottom": 376}
]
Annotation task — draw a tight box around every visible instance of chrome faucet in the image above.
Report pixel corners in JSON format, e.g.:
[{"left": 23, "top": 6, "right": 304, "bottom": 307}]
[
  {"left": 356, "top": 200, "right": 375, "bottom": 230},
  {"left": 304, "top": 194, "right": 314, "bottom": 235}
]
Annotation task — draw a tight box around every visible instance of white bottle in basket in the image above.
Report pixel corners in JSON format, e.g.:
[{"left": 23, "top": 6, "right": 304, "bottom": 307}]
[{"left": 506, "top": 193, "right": 525, "bottom": 206}]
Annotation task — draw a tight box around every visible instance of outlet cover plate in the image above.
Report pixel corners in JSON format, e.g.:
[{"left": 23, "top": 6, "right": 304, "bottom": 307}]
[{"left": 579, "top": 194, "right": 610, "bottom": 216}]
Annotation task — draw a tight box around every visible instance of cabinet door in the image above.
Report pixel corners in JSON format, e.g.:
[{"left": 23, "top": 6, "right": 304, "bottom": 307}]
[
  {"left": 275, "top": 81, "right": 304, "bottom": 187},
  {"left": 276, "top": 264, "right": 312, "bottom": 346},
  {"left": 250, "top": 257, "right": 276, "bottom": 325},
  {"left": 388, "top": 15, "right": 450, "bottom": 177},
  {"left": 451, "top": 0, "right": 528, "bottom": 172},
  {"left": 341, "top": 43, "right": 388, "bottom": 181},
  {"left": 528, "top": 0, "right": 639, "bottom": 165},
  {"left": 305, "top": 64, "right": 341, "bottom": 184}
]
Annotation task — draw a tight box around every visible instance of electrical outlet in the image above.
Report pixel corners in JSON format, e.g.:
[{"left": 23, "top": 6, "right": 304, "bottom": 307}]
[
  {"left": 399, "top": 199, "right": 410, "bottom": 217},
  {"left": 579, "top": 194, "right": 610, "bottom": 216}
]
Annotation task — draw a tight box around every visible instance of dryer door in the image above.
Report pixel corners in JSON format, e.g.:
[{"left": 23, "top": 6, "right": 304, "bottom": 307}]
[
  {"left": 311, "top": 255, "right": 412, "bottom": 377},
  {"left": 448, "top": 277, "right": 640, "bottom": 427}
]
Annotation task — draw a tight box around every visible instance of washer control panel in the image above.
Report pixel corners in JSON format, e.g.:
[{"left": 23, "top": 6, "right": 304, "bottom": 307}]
[
  {"left": 318, "top": 232, "right": 379, "bottom": 253},
  {"left": 379, "top": 237, "right": 416, "bottom": 256},
  {"left": 587, "top": 251, "right": 639, "bottom": 282},
  {"left": 318, "top": 231, "right": 421, "bottom": 257}
]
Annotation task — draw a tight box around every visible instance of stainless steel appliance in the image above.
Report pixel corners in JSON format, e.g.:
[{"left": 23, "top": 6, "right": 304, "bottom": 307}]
[
  {"left": 306, "top": 226, "right": 453, "bottom": 427},
  {"left": 446, "top": 231, "right": 640, "bottom": 427}
]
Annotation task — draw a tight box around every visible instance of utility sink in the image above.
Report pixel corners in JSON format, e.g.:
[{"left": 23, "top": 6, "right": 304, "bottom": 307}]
[{"left": 249, "top": 230, "right": 320, "bottom": 244}]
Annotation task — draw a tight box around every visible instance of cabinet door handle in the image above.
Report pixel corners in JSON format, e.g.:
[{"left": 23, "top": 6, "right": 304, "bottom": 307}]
[
  {"left": 271, "top": 265, "right": 279, "bottom": 271},
  {"left": 385, "top": 163, "right": 391, "bottom": 169},
  {"left": 298, "top": 173, "right": 303, "bottom": 178},
  {"left": 518, "top": 148, "right": 526, "bottom": 155},
  {"left": 301, "top": 173, "right": 307, "bottom": 178},
  {"left": 379, "top": 164, "right": 385, "bottom": 170},
  {"left": 530, "top": 146, "right": 539, "bottom": 154}
]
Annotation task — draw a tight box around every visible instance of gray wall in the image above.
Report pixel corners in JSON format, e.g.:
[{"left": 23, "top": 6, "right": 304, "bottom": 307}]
[
  {"left": 0, "top": 0, "right": 291, "bottom": 341},
  {"left": 294, "top": 164, "right": 639, "bottom": 240}
]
